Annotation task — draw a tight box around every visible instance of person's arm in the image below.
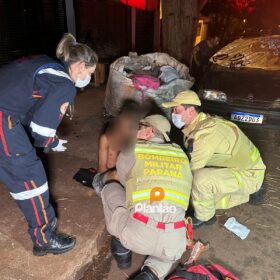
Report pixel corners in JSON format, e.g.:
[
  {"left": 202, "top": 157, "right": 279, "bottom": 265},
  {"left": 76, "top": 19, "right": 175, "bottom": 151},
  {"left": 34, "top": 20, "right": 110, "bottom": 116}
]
[
  {"left": 187, "top": 127, "right": 223, "bottom": 171},
  {"left": 98, "top": 134, "right": 109, "bottom": 173},
  {"left": 29, "top": 75, "right": 76, "bottom": 151},
  {"left": 116, "top": 147, "right": 136, "bottom": 186},
  {"left": 192, "top": 46, "right": 200, "bottom": 66}
]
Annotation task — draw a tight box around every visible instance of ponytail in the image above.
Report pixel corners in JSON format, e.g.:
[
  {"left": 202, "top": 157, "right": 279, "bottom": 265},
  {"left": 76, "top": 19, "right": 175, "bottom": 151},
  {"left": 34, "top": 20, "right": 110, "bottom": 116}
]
[{"left": 56, "top": 33, "right": 98, "bottom": 68}]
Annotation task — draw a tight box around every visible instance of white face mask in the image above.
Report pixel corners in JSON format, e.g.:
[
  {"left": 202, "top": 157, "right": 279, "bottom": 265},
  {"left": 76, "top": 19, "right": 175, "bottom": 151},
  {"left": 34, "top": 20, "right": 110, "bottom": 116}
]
[
  {"left": 172, "top": 113, "right": 185, "bottom": 129},
  {"left": 75, "top": 74, "right": 91, "bottom": 88}
]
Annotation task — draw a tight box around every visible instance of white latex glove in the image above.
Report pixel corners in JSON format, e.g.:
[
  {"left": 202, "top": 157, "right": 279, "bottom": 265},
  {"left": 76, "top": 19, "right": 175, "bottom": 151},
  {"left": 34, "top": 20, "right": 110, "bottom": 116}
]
[{"left": 51, "top": 139, "right": 68, "bottom": 152}]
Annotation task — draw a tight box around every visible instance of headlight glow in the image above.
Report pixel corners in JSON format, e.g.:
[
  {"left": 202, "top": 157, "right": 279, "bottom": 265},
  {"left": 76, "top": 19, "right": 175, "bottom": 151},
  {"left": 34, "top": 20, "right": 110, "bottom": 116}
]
[{"left": 200, "top": 89, "right": 228, "bottom": 103}]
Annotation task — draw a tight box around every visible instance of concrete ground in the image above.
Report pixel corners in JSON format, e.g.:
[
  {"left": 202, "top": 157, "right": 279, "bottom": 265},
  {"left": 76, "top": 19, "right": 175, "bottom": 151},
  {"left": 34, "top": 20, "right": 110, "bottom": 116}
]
[{"left": 0, "top": 85, "right": 279, "bottom": 280}]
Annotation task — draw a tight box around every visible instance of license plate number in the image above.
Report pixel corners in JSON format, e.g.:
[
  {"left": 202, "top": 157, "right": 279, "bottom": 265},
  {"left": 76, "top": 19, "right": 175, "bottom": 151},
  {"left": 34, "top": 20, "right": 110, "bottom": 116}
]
[{"left": 231, "top": 112, "right": 263, "bottom": 124}]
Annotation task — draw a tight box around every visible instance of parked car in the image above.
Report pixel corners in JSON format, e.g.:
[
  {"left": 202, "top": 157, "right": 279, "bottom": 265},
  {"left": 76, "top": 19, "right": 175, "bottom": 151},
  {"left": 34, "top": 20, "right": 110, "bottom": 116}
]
[{"left": 198, "top": 36, "right": 280, "bottom": 128}]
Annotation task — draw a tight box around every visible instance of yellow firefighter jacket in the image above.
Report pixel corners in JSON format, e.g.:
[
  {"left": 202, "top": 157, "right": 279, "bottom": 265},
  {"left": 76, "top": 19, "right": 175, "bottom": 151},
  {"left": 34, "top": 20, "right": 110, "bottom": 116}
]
[{"left": 125, "top": 141, "right": 193, "bottom": 210}]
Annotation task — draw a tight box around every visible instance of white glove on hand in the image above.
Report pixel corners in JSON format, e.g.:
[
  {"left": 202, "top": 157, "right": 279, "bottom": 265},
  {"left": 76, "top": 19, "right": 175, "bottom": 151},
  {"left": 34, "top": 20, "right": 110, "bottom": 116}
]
[{"left": 51, "top": 139, "right": 68, "bottom": 152}]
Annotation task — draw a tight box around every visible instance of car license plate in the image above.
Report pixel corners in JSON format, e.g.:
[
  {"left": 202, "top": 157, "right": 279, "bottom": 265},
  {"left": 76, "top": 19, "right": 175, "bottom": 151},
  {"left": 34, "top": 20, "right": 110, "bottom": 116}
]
[{"left": 231, "top": 112, "right": 263, "bottom": 124}]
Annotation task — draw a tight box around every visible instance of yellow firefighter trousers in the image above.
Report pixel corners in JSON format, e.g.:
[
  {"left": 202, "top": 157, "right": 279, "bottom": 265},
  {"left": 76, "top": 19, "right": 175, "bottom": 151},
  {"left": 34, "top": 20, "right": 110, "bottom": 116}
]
[
  {"left": 191, "top": 167, "right": 265, "bottom": 221},
  {"left": 101, "top": 182, "right": 186, "bottom": 279}
]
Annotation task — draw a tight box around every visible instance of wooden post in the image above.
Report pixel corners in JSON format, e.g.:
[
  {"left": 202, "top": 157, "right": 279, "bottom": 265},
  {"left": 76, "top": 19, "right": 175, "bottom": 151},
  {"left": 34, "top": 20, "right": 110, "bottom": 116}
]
[{"left": 162, "top": 0, "right": 200, "bottom": 65}]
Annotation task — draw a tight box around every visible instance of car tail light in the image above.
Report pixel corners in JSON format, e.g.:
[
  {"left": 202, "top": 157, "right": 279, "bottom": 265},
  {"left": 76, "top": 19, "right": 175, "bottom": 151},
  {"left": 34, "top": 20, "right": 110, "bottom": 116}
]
[{"left": 199, "top": 89, "right": 228, "bottom": 103}]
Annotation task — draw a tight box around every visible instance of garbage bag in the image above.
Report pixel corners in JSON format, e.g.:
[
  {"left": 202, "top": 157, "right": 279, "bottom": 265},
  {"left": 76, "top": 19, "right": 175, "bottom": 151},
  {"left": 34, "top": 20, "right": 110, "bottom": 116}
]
[{"left": 104, "top": 52, "right": 194, "bottom": 118}]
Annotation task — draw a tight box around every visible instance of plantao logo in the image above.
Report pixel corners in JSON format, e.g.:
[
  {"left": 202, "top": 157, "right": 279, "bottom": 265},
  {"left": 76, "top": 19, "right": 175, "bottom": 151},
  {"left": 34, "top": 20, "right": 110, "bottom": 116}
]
[
  {"left": 135, "top": 187, "right": 176, "bottom": 214},
  {"left": 150, "top": 187, "right": 165, "bottom": 204}
]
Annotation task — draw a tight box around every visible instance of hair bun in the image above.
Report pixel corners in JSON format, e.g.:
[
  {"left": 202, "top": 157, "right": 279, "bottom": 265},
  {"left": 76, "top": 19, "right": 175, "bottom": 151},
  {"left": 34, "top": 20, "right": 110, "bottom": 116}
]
[{"left": 56, "top": 33, "right": 98, "bottom": 67}]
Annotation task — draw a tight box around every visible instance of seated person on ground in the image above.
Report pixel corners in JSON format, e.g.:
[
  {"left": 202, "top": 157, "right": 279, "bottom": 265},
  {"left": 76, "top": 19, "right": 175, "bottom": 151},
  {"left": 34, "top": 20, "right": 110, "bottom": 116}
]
[
  {"left": 98, "top": 113, "right": 136, "bottom": 173},
  {"left": 73, "top": 101, "right": 143, "bottom": 190}
]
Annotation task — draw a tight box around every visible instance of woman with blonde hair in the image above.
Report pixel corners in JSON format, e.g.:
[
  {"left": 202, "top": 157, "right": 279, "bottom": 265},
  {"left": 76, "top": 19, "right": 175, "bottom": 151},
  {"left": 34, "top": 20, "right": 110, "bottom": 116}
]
[{"left": 0, "top": 33, "right": 97, "bottom": 255}]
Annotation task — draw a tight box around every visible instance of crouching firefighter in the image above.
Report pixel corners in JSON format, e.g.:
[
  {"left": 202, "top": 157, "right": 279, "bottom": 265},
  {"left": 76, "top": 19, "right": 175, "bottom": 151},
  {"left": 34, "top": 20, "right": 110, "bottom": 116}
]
[
  {"left": 93, "top": 115, "right": 192, "bottom": 280},
  {"left": 0, "top": 33, "right": 97, "bottom": 255},
  {"left": 162, "top": 90, "right": 266, "bottom": 229}
]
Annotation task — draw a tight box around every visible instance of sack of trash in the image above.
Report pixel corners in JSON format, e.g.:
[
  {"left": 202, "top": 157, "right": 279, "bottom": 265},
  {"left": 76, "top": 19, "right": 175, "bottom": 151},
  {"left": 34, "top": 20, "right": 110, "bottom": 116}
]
[
  {"left": 104, "top": 52, "right": 194, "bottom": 118},
  {"left": 159, "top": 65, "right": 181, "bottom": 83}
]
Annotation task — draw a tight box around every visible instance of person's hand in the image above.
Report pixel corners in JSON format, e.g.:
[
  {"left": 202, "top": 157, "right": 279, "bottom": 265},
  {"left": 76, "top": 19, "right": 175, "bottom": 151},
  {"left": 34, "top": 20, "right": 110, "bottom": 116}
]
[{"left": 52, "top": 139, "right": 68, "bottom": 152}]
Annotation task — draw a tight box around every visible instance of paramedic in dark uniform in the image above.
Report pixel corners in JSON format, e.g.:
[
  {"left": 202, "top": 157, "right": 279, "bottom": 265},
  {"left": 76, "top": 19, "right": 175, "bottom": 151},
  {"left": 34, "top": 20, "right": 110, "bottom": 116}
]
[{"left": 0, "top": 33, "right": 98, "bottom": 256}]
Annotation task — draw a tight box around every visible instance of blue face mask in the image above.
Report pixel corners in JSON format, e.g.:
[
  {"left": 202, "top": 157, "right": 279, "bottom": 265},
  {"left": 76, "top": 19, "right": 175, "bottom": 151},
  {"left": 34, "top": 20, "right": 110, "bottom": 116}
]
[
  {"left": 75, "top": 74, "right": 91, "bottom": 88},
  {"left": 172, "top": 113, "right": 185, "bottom": 129}
]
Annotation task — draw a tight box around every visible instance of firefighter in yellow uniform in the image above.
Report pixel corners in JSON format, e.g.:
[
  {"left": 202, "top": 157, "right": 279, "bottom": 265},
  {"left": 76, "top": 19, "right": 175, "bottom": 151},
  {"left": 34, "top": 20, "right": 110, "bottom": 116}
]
[
  {"left": 163, "top": 91, "right": 266, "bottom": 228},
  {"left": 95, "top": 115, "right": 192, "bottom": 280}
]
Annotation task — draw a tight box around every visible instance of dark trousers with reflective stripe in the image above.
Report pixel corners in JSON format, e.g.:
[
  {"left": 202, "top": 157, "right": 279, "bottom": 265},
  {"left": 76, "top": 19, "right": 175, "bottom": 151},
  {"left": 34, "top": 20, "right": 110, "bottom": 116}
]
[{"left": 0, "top": 111, "right": 55, "bottom": 245}]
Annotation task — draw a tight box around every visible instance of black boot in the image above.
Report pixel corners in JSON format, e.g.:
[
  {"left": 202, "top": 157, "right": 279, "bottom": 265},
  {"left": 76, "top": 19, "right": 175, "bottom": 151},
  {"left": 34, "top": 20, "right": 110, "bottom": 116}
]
[
  {"left": 249, "top": 184, "right": 266, "bottom": 205},
  {"left": 192, "top": 215, "right": 217, "bottom": 229},
  {"left": 132, "top": 266, "right": 159, "bottom": 280},
  {"left": 73, "top": 168, "right": 98, "bottom": 188},
  {"left": 73, "top": 168, "right": 110, "bottom": 196},
  {"left": 33, "top": 231, "right": 76, "bottom": 256},
  {"left": 111, "top": 236, "right": 132, "bottom": 269}
]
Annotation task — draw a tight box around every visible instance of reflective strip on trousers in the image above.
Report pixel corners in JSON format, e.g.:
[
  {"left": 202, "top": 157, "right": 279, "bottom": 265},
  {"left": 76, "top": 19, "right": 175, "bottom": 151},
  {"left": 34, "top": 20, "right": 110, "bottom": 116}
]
[
  {"left": 193, "top": 196, "right": 230, "bottom": 209},
  {"left": 30, "top": 121, "right": 56, "bottom": 137},
  {"left": 135, "top": 147, "right": 187, "bottom": 159},
  {"left": 10, "top": 182, "right": 48, "bottom": 200},
  {"left": 132, "top": 189, "right": 189, "bottom": 207},
  {"left": 218, "top": 195, "right": 230, "bottom": 209}
]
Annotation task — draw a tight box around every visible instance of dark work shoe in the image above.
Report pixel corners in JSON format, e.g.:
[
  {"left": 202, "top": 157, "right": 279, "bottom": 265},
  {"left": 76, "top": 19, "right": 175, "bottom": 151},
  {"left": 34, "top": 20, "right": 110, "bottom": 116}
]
[
  {"left": 33, "top": 231, "right": 76, "bottom": 256},
  {"left": 249, "top": 184, "right": 266, "bottom": 205},
  {"left": 132, "top": 266, "right": 159, "bottom": 280},
  {"left": 111, "top": 236, "right": 132, "bottom": 269},
  {"left": 192, "top": 215, "right": 217, "bottom": 229},
  {"left": 73, "top": 168, "right": 98, "bottom": 188}
]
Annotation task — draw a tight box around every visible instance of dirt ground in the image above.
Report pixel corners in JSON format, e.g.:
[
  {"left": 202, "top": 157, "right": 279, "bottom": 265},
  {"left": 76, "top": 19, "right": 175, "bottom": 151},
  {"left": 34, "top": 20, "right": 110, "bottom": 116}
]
[{"left": 0, "top": 85, "right": 279, "bottom": 280}]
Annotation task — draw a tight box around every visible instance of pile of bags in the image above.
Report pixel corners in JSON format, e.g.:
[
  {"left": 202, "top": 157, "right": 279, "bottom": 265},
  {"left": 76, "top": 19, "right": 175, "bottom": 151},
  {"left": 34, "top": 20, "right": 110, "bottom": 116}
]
[{"left": 104, "top": 52, "right": 194, "bottom": 118}]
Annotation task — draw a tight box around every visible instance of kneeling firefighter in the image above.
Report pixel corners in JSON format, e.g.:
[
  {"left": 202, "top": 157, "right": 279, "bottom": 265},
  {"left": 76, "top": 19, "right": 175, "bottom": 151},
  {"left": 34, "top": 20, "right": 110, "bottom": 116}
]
[
  {"left": 94, "top": 115, "right": 192, "bottom": 280},
  {"left": 163, "top": 90, "right": 266, "bottom": 229}
]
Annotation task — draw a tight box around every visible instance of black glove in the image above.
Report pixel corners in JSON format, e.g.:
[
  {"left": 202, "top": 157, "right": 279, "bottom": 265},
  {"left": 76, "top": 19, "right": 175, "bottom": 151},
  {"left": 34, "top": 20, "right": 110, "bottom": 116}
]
[{"left": 73, "top": 168, "right": 97, "bottom": 188}]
